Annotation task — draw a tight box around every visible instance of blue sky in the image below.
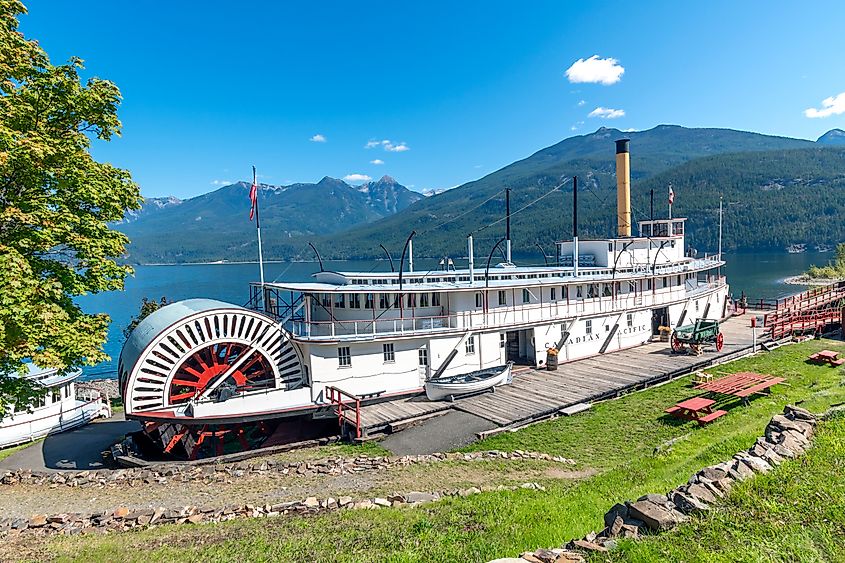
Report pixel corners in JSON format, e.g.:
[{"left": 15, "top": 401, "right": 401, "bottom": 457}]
[{"left": 20, "top": 1, "right": 845, "bottom": 199}]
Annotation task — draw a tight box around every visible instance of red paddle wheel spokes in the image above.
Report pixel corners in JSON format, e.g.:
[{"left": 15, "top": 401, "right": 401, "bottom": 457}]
[{"left": 168, "top": 342, "right": 275, "bottom": 406}]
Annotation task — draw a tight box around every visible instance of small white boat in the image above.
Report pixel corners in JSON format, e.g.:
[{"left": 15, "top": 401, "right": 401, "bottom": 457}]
[
  {"left": 425, "top": 362, "right": 514, "bottom": 401},
  {"left": 0, "top": 365, "right": 111, "bottom": 449}
]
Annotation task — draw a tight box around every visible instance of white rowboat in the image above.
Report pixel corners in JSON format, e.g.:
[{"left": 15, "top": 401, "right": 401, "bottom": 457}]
[{"left": 424, "top": 362, "right": 513, "bottom": 401}]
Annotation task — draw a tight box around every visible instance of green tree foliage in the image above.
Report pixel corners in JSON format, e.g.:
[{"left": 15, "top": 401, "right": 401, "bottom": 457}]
[
  {"left": 123, "top": 297, "right": 170, "bottom": 341},
  {"left": 807, "top": 243, "right": 845, "bottom": 279},
  {"left": 0, "top": 1, "right": 140, "bottom": 417}
]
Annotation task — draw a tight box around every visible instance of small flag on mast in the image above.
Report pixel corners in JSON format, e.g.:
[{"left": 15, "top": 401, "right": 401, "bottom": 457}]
[
  {"left": 249, "top": 166, "right": 258, "bottom": 221},
  {"left": 668, "top": 183, "right": 675, "bottom": 205}
]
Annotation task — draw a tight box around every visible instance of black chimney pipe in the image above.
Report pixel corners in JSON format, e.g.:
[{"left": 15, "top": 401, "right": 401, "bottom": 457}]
[{"left": 650, "top": 188, "right": 654, "bottom": 221}]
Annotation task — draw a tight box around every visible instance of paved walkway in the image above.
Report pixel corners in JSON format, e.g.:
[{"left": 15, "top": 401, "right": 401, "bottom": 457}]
[
  {"left": 0, "top": 413, "right": 140, "bottom": 472},
  {"left": 380, "top": 410, "right": 497, "bottom": 455}
]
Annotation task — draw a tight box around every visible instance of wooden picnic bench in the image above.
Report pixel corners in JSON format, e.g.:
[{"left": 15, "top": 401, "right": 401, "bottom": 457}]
[
  {"left": 695, "top": 371, "right": 785, "bottom": 402},
  {"left": 665, "top": 397, "right": 727, "bottom": 425},
  {"left": 808, "top": 350, "right": 845, "bottom": 367}
]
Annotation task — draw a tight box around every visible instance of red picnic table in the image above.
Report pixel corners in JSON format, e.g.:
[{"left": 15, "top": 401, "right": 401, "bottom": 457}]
[
  {"left": 695, "top": 371, "right": 785, "bottom": 400},
  {"left": 808, "top": 350, "right": 845, "bottom": 366},
  {"left": 664, "top": 397, "right": 727, "bottom": 425}
]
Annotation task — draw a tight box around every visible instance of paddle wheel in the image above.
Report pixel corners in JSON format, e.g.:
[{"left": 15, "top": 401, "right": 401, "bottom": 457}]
[{"left": 119, "top": 299, "right": 307, "bottom": 459}]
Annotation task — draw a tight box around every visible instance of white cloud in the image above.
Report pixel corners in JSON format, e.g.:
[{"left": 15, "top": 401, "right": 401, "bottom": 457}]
[
  {"left": 577, "top": 99, "right": 586, "bottom": 106},
  {"left": 365, "top": 139, "right": 410, "bottom": 152},
  {"left": 565, "top": 55, "right": 625, "bottom": 85},
  {"left": 210, "top": 179, "right": 233, "bottom": 186},
  {"left": 344, "top": 173, "right": 372, "bottom": 183},
  {"left": 309, "top": 133, "right": 327, "bottom": 142},
  {"left": 588, "top": 107, "right": 625, "bottom": 119},
  {"left": 370, "top": 159, "right": 385, "bottom": 165},
  {"left": 804, "top": 92, "right": 845, "bottom": 118}
]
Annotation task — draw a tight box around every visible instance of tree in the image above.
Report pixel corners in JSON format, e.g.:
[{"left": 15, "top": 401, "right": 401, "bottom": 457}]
[
  {"left": 123, "top": 297, "right": 170, "bottom": 341},
  {"left": 0, "top": 1, "right": 141, "bottom": 417}
]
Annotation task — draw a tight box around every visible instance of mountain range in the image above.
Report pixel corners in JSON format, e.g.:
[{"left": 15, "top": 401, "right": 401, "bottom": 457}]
[{"left": 118, "top": 126, "right": 845, "bottom": 264}]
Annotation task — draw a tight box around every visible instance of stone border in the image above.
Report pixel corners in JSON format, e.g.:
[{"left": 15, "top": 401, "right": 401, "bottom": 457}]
[
  {"left": 0, "top": 482, "right": 548, "bottom": 537},
  {"left": 491, "top": 405, "right": 819, "bottom": 563},
  {"left": 2, "top": 450, "right": 574, "bottom": 489}
]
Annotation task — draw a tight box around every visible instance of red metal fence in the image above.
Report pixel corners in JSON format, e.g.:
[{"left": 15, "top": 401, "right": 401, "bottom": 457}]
[{"left": 327, "top": 386, "right": 362, "bottom": 439}]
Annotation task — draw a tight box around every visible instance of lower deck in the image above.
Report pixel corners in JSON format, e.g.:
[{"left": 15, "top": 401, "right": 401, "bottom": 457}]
[{"left": 355, "top": 312, "right": 761, "bottom": 435}]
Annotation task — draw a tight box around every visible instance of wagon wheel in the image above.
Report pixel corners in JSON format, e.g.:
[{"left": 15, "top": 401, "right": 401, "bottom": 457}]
[
  {"left": 671, "top": 332, "right": 684, "bottom": 353},
  {"left": 715, "top": 332, "right": 724, "bottom": 352}
]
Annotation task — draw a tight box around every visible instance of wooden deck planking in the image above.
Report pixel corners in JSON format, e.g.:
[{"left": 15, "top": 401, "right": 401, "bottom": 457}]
[{"left": 356, "top": 314, "right": 759, "bottom": 433}]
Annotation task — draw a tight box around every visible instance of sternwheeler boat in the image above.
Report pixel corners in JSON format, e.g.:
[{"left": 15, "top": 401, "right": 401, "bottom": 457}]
[{"left": 119, "top": 139, "right": 731, "bottom": 458}]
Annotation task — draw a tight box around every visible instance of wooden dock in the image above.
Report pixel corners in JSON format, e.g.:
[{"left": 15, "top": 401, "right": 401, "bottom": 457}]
[{"left": 356, "top": 314, "right": 761, "bottom": 436}]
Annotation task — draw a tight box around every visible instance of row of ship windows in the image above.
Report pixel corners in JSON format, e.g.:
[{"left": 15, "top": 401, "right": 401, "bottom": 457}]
[
  {"left": 346, "top": 264, "right": 685, "bottom": 286},
  {"left": 337, "top": 338, "right": 481, "bottom": 368},
  {"left": 318, "top": 274, "right": 697, "bottom": 310},
  {"left": 9, "top": 384, "right": 71, "bottom": 413}
]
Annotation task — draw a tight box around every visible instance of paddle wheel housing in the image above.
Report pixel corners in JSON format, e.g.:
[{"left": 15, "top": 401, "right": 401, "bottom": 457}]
[{"left": 118, "top": 299, "right": 308, "bottom": 458}]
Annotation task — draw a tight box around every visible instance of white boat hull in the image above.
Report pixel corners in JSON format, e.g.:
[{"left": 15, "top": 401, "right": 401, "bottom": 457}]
[{"left": 424, "top": 363, "right": 513, "bottom": 401}]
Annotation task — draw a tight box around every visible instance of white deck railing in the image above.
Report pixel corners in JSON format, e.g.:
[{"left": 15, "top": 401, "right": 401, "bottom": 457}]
[{"left": 286, "top": 278, "right": 727, "bottom": 340}]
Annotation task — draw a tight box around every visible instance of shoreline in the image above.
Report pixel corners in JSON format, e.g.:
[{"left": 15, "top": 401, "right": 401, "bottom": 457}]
[{"left": 783, "top": 275, "right": 845, "bottom": 286}]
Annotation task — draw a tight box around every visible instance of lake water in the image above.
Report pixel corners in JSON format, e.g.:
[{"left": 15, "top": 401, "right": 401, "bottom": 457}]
[{"left": 76, "top": 251, "right": 831, "bottom": 379}]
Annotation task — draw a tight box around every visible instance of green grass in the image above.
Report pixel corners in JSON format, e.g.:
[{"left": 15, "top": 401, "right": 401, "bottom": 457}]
[
  {"left": 26, "top": 339, "right": 845, "bottom": 562},
  {"left": 596, "top": 413, "right": 845, "bottom": 563},
  {"left": 0, "top": 438, "right": 42, "bottom": 462}
]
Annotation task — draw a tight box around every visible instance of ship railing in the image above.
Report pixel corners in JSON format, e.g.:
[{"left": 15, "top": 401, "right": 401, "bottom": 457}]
[{"left": 287, "top": 278, "right": 727, "bottom": 339}]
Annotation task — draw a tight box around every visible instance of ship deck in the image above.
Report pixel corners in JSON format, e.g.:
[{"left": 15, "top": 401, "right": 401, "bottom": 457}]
[{"left": 356, "top": 312, "right": 763, "bottom": 436}]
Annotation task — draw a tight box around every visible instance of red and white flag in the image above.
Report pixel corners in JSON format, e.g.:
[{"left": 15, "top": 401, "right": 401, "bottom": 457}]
[
  {"left": 249, "top": 167, "right": 258, "bottom": 221},
  {"left": 668, "top": 184, "right": 675, "bottom": 205}
]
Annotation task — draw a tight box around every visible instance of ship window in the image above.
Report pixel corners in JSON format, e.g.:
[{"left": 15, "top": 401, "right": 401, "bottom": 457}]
[
  {"left": 418, "top": 348, "right": 428, "bottom": 367},
  {"left": 627, "top": 313, "right": 633, "bottom": 327},
  {"left": 51, "top": 388, "right": 61, "bottom": 403},
  {"left": 338, "top": 347, "right": 351, "bottom": 367},
  {"left": 673, "top": 221, "right": 684, "bottom": 235},
  {"left": 585, "top": 320, "right": 592, "bottom": 335},
  {"left": 550, "top": 287, "right": 556, "bottom": 301},
  {"left": 321, "top": 294, "right": 331, "bottom": 307},
  {"left": 576, "top": 285, "right": 583, "bottom": 299},
  {"left": 498, "top": 290, "right": 507, "bottom": 306},
  {"left": 500, "top": 333, "right": 506, "bottom": 348},
  {"left": 647, "top": 279, "right": 653, "bottom": 291},
  {"left": 407, "top": 293, "right": 417, "bottom": 308},
  {"left": 335, "top": 294, "right": 345, "bottom": 308},
  {"left": 466, "top": 336, "right": 475, "bottom": 354},
  {"left": 522, "top": 289, "right": 530, "bottom": 303},
  {"left": 602, "top": 284, "right": 612, "bottom": 297},
  {"left": 350, "top": 294, "right": 361, "bottom": 308},
  {"left": 379, "top": 293, "right": 389, "bottom": 309},
  {"left": 63, "top": 384, "right": 70, "bottom": 399},
  {"left": 608, "top": 243, "right": 613, "bottom": 251},
  {"left": 562, "top": 286, "right": 569, "bottom": 300},
  {"left": 475, "top": 292, "right": 483, "bottom": 308},
  {"left": 365, "top": 293, "right": 374, "bottom": 309},
  {"left": 393, "top": 294, "right": 401, "bottom": 308},
  {"left": 587, "top": 284, "right": 598, "bottom": 299},
  {"left": 677, "top": 275, "right": 682, "bottom": 286},
  {"left": 432, "top": 293, "right": 441, "bottom": 306},
  {"left": 695, "top": 300, "right": 700, "bottom": 312},
  {"left": 420, "top": 293, "right": 429, "bottom": 307},
  {"left": 383, "top": 343, "right": 395, "bottom": 363}
]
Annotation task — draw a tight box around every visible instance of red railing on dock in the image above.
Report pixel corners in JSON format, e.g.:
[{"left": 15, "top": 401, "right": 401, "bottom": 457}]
[
  {"left": 327, "top": 386, "right": 362, "bottom": 439},
  {"left": 752, "top": 281, "right": 845, "bottom": 340}
]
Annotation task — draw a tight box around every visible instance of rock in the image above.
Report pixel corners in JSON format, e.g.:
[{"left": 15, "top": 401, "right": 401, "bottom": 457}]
[
  {"left": 373, "top": 498, "right": 391, "bottom": 508},
  {"left": 571, "top": 539, "right": 607, "bottom": 553},
  {"left": 113, "top": 507, "right": 130, "bottom": 519},
  {"left": 186, "top": 514, "right": 204, "bottom": 524},
  {"left": 603, "top": 503, "right": 628, "bottom": 528},
  {"left": 609, "top": 515, "right": 624, "bottom": 537},
  {"left": 486, "top": 559, "right": 526, "bottom": 563},
  {"left": 338, "top": 496, "right": 353, "bottom": 507},
  {"left": 303, "top": 497, "right": 320, "bottom": 509},
  {"left": 518, "top": 553, "right": 545, "bottom": 563},
  {"left": 28, "top": 514, "right": 48, "bottom": 528},
  {"left": 685, "top": 483, "right": 716, "bottom": 504},
  {"left": 406, "top": 491, "right": 439, "bottom": 504},
  {"left": 698, "top": 466, "right": 727, "bottom": 481},
  {"left": 784, "top": 405, "right": 816, "bottom": 422},
  {"left": 670, "top": 490, "right": 710, "bottom": 514},
  {"left": 531, "top": 548, "right": 560, "bottom": 562},
  {"left": 770, "top": 414, "right": 813, "bottom": 436},
  {"left": 627, "top": 500, "right": 687, "bottom": 532}
]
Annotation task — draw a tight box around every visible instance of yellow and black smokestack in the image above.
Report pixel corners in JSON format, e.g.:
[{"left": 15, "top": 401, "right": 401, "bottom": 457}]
[{"left": 615, "top": 138, "right": 631, "bottom": 237}]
